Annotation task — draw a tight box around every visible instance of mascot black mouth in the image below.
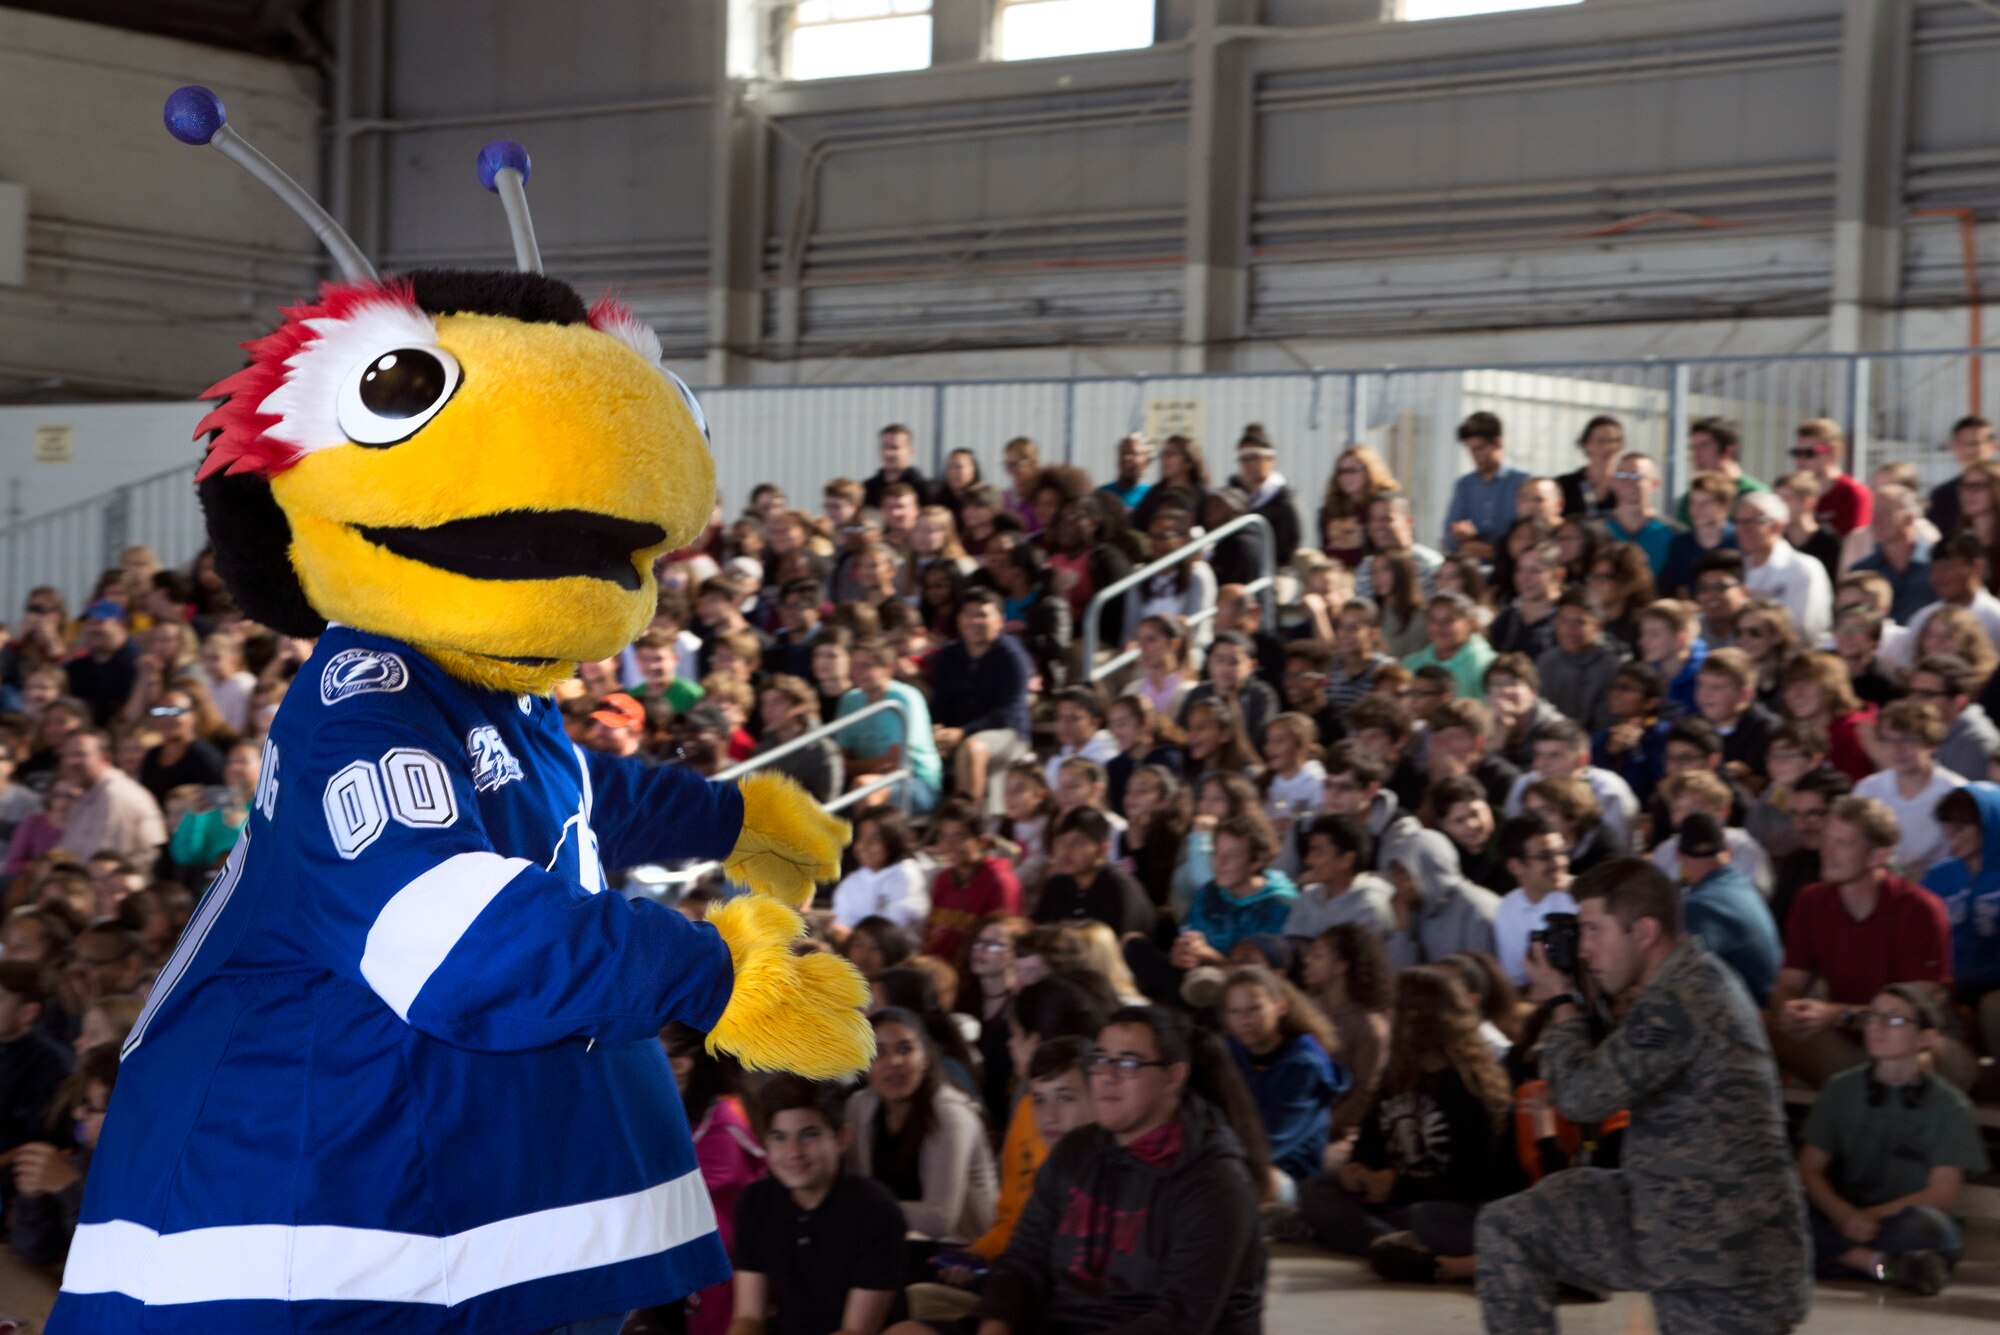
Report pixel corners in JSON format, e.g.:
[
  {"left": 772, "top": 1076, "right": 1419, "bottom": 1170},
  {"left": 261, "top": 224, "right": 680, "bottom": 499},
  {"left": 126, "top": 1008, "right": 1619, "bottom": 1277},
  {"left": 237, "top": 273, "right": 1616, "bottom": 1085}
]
[{"left": 357, "top": 510, "right": 666, "bottom": 591}]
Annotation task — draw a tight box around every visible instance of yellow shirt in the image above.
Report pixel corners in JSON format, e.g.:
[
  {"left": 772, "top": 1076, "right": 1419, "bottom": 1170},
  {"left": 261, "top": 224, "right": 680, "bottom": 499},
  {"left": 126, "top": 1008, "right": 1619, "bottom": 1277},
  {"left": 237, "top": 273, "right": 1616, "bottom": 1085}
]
[{"left": 969, "top": 1092, "right": 1046, "bottom": 1258}]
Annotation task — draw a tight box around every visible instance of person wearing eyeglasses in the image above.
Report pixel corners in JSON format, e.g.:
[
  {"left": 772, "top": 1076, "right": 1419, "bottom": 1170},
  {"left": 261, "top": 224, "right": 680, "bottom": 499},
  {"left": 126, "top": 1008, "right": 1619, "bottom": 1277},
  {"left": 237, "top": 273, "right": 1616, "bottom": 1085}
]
[
  {"left": 1491, "top": 814, "right": 1577, "bottom": 988},
  {"left": 1737, "top": 491, "right": 1832, "bottom": 643},
  {"left": 911, "top": 1006, "right": 1266, "bottom": 1335},
  {"left": 1603, "top": 453, "right": 1677, "bottom": 582},
  {"left": 1794, "top": 983, "right": 1988, "bottom": 1296},
  {"left": 1791, "top": 417, "right": 1873, "bottom": 537}
]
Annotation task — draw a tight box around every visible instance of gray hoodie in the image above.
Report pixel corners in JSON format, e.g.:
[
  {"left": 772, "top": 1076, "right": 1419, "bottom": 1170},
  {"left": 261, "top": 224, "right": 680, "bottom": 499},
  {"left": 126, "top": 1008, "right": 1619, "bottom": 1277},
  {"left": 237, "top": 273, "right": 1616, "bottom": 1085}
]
[
  {"left": 1384, "top": 828, "right": 1501, "bottom": 972},
  {"left": 1535, "top": 639, "right": 1628, "bottom": 733},
  {"left": 1282, "top": 873, "right": 1397, "bottom": 939}
]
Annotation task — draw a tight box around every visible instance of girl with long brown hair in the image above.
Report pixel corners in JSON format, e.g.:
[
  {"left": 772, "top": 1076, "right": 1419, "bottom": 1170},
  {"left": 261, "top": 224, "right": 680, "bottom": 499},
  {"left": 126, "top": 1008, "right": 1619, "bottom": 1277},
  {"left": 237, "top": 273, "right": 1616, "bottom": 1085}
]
[
  {"left": 1319, "top": 445, "right": 1398, "bottom": 568},
  {"left": 1222, "top": 964, "right": 1347, "bottom": 1198},
  {"left": 1298, "top": 965, "right": 1512, "bottom": 1284}
]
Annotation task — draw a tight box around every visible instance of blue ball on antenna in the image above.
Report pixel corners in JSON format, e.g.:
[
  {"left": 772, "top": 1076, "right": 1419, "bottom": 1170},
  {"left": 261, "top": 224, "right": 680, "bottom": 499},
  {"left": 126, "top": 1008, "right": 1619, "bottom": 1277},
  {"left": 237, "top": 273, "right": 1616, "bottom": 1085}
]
[
  {"left": 477, "top": 141, "right": 532, "bottom": 192},
  {"left": 163, "top": 85, "right": 227, "bottom": 146}
]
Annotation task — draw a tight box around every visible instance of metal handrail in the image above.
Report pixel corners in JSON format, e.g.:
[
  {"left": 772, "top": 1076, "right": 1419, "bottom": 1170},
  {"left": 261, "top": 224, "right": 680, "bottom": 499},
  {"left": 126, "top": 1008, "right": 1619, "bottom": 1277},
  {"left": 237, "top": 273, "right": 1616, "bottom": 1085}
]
[
  {"left": 1081, "top": 512, "right": 1277, "bottom": 683},
  {"left": 625, "top": 693, "right": 915, "bottom": 897}
]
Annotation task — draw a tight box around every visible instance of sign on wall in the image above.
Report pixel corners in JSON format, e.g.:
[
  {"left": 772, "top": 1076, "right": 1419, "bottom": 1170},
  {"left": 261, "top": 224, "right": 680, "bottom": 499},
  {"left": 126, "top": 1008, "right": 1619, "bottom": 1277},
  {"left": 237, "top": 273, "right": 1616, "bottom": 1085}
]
[
  {"left": 32, "top": 423, "right": 74, "bottom": 464},
  {"left": 1143, "top": 397, "right": 1203, "bottom": 444}
]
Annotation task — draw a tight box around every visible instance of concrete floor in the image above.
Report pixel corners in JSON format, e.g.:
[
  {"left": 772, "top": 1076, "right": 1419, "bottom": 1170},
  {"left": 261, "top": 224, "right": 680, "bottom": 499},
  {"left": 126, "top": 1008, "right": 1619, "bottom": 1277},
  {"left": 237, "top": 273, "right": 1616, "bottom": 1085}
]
[{"left": 1267, "top": 1232, "right": 2000, "bottom": 1332}]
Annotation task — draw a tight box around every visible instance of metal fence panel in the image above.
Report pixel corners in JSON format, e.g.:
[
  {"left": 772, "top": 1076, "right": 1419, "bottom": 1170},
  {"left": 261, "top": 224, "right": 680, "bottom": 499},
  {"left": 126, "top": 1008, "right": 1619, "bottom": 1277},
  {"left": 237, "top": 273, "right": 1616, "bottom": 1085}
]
[{"left": 6, "top": 351, "right": 1999, "bottom": 613}]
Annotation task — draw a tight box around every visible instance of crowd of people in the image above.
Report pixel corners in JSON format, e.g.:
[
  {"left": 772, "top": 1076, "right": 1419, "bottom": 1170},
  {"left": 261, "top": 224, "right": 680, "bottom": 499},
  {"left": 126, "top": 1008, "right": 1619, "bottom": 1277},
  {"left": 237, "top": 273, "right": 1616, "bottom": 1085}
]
[{"left": 1, "top": 409, "right": 1997, "bottom": 1332}]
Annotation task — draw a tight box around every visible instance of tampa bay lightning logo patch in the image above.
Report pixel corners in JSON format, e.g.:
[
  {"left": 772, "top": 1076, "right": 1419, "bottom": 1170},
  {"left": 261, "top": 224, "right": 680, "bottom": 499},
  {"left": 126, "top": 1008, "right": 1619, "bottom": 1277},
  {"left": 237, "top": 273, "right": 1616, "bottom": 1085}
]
[
  {"left": 320, "top": 649, "right": 409, "bottom": 705},
  {"left": 467, "top": 725, "right": 525, "bottom": 793}
]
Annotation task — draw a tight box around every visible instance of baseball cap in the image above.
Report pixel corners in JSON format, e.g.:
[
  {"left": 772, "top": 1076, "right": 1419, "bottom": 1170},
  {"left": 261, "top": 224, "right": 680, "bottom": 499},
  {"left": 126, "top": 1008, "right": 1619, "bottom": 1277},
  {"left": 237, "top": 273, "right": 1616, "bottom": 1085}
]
[
  {"left": 589, "top": 692, "right": 645, "bottom": 732},
  {"left": 1678, "top": 812, "right": 1725, "bottom": 860}
]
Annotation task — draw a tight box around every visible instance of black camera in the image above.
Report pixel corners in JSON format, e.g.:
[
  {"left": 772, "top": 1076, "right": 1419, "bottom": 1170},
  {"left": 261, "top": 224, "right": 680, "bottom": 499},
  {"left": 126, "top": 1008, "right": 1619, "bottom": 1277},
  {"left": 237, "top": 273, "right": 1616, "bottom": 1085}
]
[{"left": 1531, "top": 913, "right": 1581, "bottom": 976}]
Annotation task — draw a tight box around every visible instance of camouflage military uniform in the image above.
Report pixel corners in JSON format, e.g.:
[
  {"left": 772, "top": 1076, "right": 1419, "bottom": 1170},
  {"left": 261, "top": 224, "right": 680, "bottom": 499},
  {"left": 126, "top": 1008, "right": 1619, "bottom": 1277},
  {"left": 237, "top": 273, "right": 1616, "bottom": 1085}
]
[{"left": 1477, "top": 936, "right": 1810, "bottom": 1334}]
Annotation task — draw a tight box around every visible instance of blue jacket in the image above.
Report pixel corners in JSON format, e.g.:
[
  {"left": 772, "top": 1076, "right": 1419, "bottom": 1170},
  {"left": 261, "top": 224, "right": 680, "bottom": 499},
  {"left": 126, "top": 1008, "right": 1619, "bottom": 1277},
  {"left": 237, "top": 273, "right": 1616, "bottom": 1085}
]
[
  {"left": 1921, "top": 780, "right": 2000, "bottom": 990},
  {"left": 52, "top": 628, "right": 746, "bottom": 1335},
  {"left": 1186, "top": 870, "right": 1299, "bottom": 957},
  {"left": 1681, "top": 863, "right": 1782, "bottom": 1006},
  {"left": 1229, "top": 1033, "right": 1349, "bottom": 1182}
]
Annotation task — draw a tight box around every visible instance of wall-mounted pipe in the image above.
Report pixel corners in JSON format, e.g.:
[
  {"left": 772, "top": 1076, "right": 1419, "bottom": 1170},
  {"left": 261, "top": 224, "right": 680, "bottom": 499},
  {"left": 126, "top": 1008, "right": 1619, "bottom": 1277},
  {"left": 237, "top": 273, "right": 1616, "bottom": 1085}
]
[
  {"left": 1911, "top": 206, "right": 1984, "bottom": 413},
  {"left": 338, "top": 93, "right": 713, "bottom": 137}
]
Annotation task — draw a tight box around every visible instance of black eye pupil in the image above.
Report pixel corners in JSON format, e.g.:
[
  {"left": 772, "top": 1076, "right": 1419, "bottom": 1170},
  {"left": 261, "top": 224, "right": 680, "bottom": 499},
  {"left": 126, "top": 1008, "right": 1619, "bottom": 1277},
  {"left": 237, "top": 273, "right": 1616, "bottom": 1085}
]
[{"left": 358, "top": 349, "right": 448, "bottom": 420}]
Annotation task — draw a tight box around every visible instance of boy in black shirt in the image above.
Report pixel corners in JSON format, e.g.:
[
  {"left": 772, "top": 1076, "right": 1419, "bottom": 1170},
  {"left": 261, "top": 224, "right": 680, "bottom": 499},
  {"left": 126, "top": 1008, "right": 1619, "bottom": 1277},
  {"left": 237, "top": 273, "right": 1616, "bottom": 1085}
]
[
  {"left": 1031, "top": 808, "right": 1154, "bottom": 938},
  {"left": 733, "top": 1076, "right": 905, "bottom": 1335}
]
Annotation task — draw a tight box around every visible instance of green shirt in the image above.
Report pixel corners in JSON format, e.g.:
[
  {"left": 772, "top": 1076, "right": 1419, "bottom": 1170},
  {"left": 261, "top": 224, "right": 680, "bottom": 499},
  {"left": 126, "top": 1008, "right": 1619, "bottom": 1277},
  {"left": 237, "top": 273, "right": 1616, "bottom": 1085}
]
[
  {"left": 169, "top": 806, "right": 247, "bottom": 872},
  {"left": 1674, "top": 472, "right": 1767, "bottom": 525},
  {"left": 1401, "top": 635, "right": 1497, "bottom": 701},
  {"left": 1802, "top": 1066, "right": 1990, "bottom": 1208},
  {"left": 633, "top": 678, "right": 704, "bottom": 714}
]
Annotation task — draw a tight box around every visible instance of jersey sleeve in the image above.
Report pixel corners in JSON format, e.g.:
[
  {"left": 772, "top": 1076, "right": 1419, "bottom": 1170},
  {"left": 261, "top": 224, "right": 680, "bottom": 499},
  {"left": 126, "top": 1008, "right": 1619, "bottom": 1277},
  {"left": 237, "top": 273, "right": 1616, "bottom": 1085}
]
[
  {"left": 290, "top": 700, "right": 733, "bottom": 1051},
  {"left": 580, "top": 748, "right": 746, "bottom": 873}
]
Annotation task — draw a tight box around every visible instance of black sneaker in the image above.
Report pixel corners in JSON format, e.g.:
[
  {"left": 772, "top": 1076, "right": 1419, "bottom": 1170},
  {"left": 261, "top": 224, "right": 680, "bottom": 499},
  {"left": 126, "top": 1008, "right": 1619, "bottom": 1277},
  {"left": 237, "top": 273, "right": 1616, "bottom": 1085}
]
[
  {"left": 1368, "top": 1230, "right": 1440, "bottom": 1283},
  {"left": 1880, "top": 1250, "right": 1949, "bottom": 1297}
]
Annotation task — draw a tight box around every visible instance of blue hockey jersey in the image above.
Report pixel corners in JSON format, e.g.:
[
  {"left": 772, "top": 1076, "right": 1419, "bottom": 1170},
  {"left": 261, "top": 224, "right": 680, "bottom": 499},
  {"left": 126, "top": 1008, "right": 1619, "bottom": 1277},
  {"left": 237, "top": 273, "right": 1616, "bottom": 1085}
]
[{"left": 51, "top": 626, "right": 747, "bottom": 1335}]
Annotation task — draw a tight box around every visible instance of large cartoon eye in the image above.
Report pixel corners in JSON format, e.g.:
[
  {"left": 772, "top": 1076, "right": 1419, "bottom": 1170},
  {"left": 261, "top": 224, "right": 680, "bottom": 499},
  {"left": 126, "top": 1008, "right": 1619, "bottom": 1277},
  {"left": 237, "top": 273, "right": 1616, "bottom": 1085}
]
[
  {"left": 336, "top": 346, "right": 462, "bottom": 446},
  {"left": 664, "top": 368, "right": 710, "bottom": 443}
]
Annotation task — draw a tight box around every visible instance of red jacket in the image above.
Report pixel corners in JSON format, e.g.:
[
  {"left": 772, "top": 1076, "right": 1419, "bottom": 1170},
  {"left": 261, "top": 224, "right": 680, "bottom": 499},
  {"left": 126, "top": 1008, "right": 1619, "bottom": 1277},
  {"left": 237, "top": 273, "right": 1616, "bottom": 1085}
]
[{"left": 925, "top": 856, "right": 1022, "bottom": 961}]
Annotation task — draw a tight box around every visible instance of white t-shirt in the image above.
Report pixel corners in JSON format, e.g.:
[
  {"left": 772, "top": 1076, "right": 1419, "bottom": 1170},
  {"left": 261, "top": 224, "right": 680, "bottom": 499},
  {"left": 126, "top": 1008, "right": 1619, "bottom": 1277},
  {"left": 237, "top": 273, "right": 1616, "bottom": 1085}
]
[
  {"left": 1854, "top": 765, "right": 1968, "bottom": 879},
  {"left": 1493, "top": 887, "right": 1580, "bottom": 986},
  {"left": 1892, "top": 593, "right": 2000, "bottom": 672},
  {"left": 830, "top": 861, "right": 931, "bottom": 931},
  {"left": 1745, "top": 540, "right": 1833, "bottom": 643},
  {"left": 1502, "top": 766, "right": 1639, "bottom": 845},
  {"left": 1045, "top": 730, "right": 1121, "bottom": 789}
]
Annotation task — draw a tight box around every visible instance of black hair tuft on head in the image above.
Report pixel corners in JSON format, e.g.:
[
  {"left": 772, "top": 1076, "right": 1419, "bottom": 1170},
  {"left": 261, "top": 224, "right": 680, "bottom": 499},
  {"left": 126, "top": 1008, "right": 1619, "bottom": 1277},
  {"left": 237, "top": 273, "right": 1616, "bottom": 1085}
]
[{"left": 405, "top": 269, "right": 588, "bottom": 325}]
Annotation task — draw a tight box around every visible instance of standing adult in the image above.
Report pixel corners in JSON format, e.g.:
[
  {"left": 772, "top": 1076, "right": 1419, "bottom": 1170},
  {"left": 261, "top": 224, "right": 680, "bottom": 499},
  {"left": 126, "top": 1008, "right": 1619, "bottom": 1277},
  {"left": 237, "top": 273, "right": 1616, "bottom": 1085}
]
[
  {"left": 1673, "top": 416, "right": 1767, "bottom": 524},
  {"left": 1443, "top": 412, "right": 1528, "bottom": 561},
  {"left": 1926, "top": 414, "right": 1997, "bottom": 535},
  {"left": 1792, "top": 418, "right": 1872, "bottom": 537},
  {"left": 864, "top": 423, "right": 935, "bottom": 509},
  {"left": 1481, "top": 859, "right": 1810, "bottom": 1335},
  {"left": 1853, "top": 485, "right": 1934, "bottom": 625},
  {"left": 1738, "top": 492, "right": 1832, "bottom": 643},
  {"left": 1557, "top": 415, "right": 1625, "bottom": 519},
  {"left": 64, "top": 607, "right": 139, "bottom": 728},
  {"left": 59, "top": 732, "right": 164, "bottom": 866},
  {"left": 1229, "top": 426, "right": 1300, "bottom": 569},
  {"left": 1604, "top": 454, "right": 1678, "bottom": 582}
]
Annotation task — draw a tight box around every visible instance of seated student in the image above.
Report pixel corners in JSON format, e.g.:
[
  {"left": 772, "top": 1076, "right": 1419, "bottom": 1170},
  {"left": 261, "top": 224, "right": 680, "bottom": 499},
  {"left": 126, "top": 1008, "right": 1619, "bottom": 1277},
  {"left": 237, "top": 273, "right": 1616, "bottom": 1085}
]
[
  {"left": 1042, "top": 687, "right": 1120, "bottom": 789},
  {"left": 1911, "top": 654, "right": 2000, "bottom": 784},
  {"left": 1695, "top": 647, "right": 1779, "bottom": 784},
  {"left": 1223, "top": 966, "right": 1350, "bottom": 1202},
  {"left": 992, "top": 761, "right": 1058, "bottom": 895},
  {"left": 1174, "top": 772, "right": 1264, "bottom": 919},
  {"left": 1491, "top": 814, "right": 1578, "bottom": 988},
  {"left": 1770, "top": 795, "right": 1970, "bottom": 1089},
  {"left": 1591, "top": 662, "right": 1670, "bottom": 807},
  {"left": 1423, "top": 697, "right": 1521, "bottom": 813},
  {"left": 1103, "top": 694, "right": 1184, "bottom": 816},
  {"left": 1854, "top": 699, "right": 1967, "bottom": 878},
  {"left": 1432, "top": 774, "right": 1506, "bottom": 890},
  {"left": 846, "top": 1007, "right": 999, "bottom": 1246},
  {"left": 843, "top": 916, "right": 916, "bottom": 982},
  {"left": 959, "top": 1037, "right": 1098, "bottom": 1278},
  {"left": 1651, "top": 770, "right": 1774, "bottom": 896},
  {"left": 1745, "top": 720, "right": 1834, "bottom": 861},
  {"left": 1672, "top": 812, "right": 1784, "bottom": 1007},
  {"left": 1499, "top": 718, "right": 1640, "bottom": 848},
  {"left": 1297, "top": 965, "right": 1513, "bottom": 1284},
  {"left": 967, "top": 978, "right": 1112, "bottom": 1263},
  {"left": 1283, "top": 814, "right": 1396, "bottom": 939},
  {"left": 1276, "top": 640, "right": 1348, "bottom": 751},
  {"left": 1301, "top": 925, "right": 1395, "bottom": 1159},
  {"left": 1482, "top": 654, "right": 1563, "bottom": 771},
  {"left": 922, "top": 800, "right": 1022, "bottom": 962},
  {"left": 1922, "top": 785, "right": 2000, "bottom": 1056},
  {"left": 837, "top": 635, "right": 944, "bottom": 815},
  {"left": 1383, "top": 827, "right": 1503, "bottom": 971},
  {"left": 1796, "top": 985, "right": 1991, "bottom": 1297},
  {"left": 1520, "top": 775, "right": 1626, "bottom": 878},
  {"left": 733, "top": 1075, "right": 906, "bottom": 1335},
  {"left": 1634, "top": 597, "right": 1706, "bottom": 716},
  {"left": 1118, "top": 764, "right": 1190, "bottom": 913},
  {"left": 1259, "top": 712, "right": 1327, "bottom": 875},
  {"left": 1317, "top": 741, "right": 1423, "bottom": 876},
  {"left": 831, "top": 808, "right": 931, "bottom": 939},
  {"left": 1173, "top": 814, "right": 1300, "bottom": 969},
  {"left": 1348, "top": 695, "right": 1428, "bottom": 816},
  {"left": 1182, "top": 697, "right": 1266, "bottom": 789},
  {"left": 910, "top": 1007, "right": 1267, "bottom": 1335},
  {"left": 1181, "top": 632, "right": 1280, "bottom": 745},
  {"left": 10, "top": 1042, "right": 116, "bottom": 1268},
  {"left": 661, "top": 1025, "right": 762, "bottom": 1335},
  {"left": 1533, "top": 589, "right": 1627, "bottom": 734},
  {"left": 1402, "top": 592, "right": 1497, "bottom": 701},
  {"left": 1777, "top": 651, "right": 1877, "bottom": 784},
  {"left": 1486, "top": 541, "right": 1563, "bottom": 660},
  {"left": 1662, "top": 469, "right": 1739, "bottom": 597},
  {"left": 0, "top": 961, "right": 73, "bottom": 1168},
  {"left": 1052, "top": 755, "right": 1129, "bottom": 859},
  {"left": 1771, "top": 768, "right": 1853, "bottom": 934},
  {"left": 1032, "top": 808, "right": 1153, "bottom": 938}
]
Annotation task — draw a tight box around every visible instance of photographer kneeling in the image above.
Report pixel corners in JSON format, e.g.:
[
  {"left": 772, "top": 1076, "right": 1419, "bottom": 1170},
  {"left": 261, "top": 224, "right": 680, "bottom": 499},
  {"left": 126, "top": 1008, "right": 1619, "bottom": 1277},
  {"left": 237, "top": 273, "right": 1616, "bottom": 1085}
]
[{"left": 1477, "top": 858, "right": 1810, "bottom": 1335}]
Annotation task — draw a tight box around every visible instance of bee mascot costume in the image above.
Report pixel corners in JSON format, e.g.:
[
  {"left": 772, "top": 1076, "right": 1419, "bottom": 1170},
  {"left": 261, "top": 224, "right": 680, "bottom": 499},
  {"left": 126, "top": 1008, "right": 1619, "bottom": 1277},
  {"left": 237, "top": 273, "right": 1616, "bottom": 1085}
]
[{"left": 48, "top": 88, "right": 873, "bottom": 1335}]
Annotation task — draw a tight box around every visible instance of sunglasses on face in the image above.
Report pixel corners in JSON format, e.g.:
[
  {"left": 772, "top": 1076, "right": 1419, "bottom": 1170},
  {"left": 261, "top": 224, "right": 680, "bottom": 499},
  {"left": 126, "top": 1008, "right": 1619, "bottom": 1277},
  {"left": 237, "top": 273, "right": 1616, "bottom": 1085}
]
[
  {"left": 1790, "top": 446, "right": 1827, "bottom": 459},
  {"left": 148, "top": 705, "right": 189, "bottom": 718}
]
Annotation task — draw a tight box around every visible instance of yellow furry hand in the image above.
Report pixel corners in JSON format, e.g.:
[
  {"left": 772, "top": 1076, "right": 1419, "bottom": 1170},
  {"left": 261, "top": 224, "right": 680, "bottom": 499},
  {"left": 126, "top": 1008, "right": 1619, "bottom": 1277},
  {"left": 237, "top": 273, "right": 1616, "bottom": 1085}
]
[
  {"left": 705, "top": 894, "right": 874, "bottom": 1078},
  {"left": 723, "top": 772, "right": 850, "bottom": 911}
]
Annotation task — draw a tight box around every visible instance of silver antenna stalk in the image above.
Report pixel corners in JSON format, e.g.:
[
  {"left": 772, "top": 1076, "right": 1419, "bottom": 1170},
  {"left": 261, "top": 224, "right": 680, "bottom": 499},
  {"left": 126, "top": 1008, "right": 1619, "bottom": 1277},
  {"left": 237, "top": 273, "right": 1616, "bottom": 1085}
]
[
  {"left": 163, "top": 86, "right": 377, "bottom": 283},
  {"left": 477, "top": 140, "right": 543, "bottom": 276}
]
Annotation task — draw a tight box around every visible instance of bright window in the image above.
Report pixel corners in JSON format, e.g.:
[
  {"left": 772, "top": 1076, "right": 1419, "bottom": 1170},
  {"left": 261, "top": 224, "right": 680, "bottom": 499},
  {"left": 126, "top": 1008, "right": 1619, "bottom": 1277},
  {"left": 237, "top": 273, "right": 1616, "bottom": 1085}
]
[
  {"left": 998, "top": 0, "right": 1154, "bottom": 62},
  {"left": 787, "top": 0, "right": 933, "bottom": 81},
  {"left": 1401, "top": 0, "right": 1583, "bottom": 19}
]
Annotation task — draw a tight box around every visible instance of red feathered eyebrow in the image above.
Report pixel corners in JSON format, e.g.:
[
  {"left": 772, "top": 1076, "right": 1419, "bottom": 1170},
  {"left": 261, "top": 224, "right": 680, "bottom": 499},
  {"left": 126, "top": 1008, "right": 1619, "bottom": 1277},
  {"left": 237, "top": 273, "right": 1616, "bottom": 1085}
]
[{"left": 194, "top": 278, "right": 419, "bottom": 482}]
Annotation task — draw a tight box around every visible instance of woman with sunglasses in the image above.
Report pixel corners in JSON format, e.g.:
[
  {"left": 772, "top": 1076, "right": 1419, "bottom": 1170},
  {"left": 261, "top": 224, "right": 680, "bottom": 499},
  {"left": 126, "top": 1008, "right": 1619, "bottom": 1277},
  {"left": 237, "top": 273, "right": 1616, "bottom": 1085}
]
[{"left": 135, "top": 686, "right": 226, "bottom": 807}]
